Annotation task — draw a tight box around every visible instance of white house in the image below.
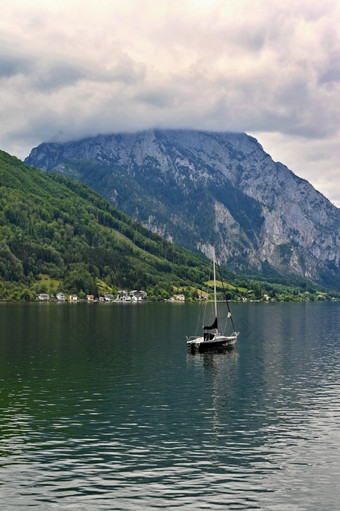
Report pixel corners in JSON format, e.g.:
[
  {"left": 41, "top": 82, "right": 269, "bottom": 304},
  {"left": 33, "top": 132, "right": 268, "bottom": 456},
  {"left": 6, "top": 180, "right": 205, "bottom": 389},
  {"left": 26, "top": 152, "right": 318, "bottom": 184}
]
[{"left": 36, "top": 293, "right": 49, "bottom": 301}]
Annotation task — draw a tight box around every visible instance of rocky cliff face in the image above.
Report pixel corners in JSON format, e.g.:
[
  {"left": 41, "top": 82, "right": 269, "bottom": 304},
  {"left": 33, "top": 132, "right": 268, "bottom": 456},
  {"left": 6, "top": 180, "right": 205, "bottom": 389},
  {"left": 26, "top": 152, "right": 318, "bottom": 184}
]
[{"left": 25, "top": 129, "right": 340, "bottom": 289}]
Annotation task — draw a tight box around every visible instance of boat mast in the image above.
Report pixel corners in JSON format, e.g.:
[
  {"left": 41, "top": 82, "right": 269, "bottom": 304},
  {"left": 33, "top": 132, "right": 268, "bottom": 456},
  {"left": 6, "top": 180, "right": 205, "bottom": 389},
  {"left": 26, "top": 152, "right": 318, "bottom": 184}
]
[{"left": 213, "top": 248, "right": 217, "bottom": 329}]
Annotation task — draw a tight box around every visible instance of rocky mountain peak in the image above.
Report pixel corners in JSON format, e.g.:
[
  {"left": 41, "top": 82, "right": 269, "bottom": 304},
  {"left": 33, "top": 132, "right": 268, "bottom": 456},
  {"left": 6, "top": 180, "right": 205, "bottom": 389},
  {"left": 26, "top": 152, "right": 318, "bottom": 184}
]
[{"left": 25, "top": 129, "right": 340, "bottom": 290}]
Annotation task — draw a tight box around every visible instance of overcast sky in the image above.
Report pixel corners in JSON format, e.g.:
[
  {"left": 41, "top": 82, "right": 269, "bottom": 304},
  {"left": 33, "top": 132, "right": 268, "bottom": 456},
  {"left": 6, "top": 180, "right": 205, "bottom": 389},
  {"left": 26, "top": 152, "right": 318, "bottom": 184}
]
[{"left": 1, "top": 0, "right": 339, "bottom": 206}]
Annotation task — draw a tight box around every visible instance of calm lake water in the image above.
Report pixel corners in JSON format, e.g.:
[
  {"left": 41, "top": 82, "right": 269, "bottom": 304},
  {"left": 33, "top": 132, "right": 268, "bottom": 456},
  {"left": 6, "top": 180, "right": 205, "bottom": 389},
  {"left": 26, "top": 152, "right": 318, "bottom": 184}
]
[{"left": 0, "top": 301, "right": 339, "bottom": 510}]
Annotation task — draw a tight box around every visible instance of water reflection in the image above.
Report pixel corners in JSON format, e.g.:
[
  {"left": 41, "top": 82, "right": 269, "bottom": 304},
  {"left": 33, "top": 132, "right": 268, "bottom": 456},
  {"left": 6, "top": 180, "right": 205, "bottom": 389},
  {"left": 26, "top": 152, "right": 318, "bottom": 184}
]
[{"left": 0, "top": 302, "right": 339, "bottom": 509}]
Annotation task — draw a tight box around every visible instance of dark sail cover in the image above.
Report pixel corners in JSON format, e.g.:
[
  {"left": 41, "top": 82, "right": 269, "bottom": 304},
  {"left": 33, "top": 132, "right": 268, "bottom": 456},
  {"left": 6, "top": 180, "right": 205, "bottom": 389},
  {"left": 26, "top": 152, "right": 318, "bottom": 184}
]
[{"left": 203, "top": 317, "right": 218, "bottom": 330}]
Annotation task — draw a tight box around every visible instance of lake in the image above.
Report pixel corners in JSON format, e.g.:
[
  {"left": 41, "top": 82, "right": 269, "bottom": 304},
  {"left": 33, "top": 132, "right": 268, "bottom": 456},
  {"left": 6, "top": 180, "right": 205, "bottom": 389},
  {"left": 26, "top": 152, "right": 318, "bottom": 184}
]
[{"left": 0, "top": 301, "right": 339, "bottom": 510}]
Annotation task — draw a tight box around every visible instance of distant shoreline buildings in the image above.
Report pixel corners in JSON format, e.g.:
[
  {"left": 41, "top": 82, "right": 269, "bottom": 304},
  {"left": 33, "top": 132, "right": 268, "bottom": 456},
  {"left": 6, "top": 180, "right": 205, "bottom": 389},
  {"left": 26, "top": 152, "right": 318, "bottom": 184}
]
[{"left": 36, "top": 290, "right": 148, "bottom": 303}]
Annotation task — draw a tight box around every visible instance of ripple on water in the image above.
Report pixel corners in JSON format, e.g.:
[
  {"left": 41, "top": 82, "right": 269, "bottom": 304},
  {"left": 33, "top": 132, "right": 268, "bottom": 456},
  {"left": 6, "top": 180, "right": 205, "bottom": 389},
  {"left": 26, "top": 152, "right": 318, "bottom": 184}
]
[{"left": 0, "top": 302, "right": 339, "bottom": 509}]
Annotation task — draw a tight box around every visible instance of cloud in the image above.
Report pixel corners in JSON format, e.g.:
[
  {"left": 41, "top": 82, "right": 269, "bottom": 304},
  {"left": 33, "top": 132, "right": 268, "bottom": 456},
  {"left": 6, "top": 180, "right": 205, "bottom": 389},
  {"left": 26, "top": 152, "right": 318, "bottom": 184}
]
[
  {"left": 251, "top": 131, "right": 340, "bottom": 207},
  {"left": 0, "top": 54, "right": 32, "bottom": 78},
  {"left": 0, "top": 0, "right": 339, "bottom": 205}
]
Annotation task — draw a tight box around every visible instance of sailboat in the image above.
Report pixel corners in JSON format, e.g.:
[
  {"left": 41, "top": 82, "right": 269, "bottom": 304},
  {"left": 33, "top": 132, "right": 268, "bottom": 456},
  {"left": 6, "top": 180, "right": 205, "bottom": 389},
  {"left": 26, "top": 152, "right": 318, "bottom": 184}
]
[{"left": 186, "top": 248, "right": 239, "bottom": 352}]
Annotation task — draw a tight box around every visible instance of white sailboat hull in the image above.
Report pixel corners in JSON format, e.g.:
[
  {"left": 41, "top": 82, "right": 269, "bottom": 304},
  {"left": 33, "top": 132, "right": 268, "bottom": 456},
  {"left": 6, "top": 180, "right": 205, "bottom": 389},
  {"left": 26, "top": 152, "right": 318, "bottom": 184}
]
[{"left": 187, "top": 332, "right": 239, "bottom": 351}]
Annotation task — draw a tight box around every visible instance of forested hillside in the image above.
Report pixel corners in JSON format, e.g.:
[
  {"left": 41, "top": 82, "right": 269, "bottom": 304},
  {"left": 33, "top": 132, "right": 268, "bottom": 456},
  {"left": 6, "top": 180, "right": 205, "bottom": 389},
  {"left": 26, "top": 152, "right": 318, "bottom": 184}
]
[
  {"left": 0, "top": 150, "right": 218, "bottom": 300},
  {"left": 1, "top": 151, "right": 338, "bottom": 303}
]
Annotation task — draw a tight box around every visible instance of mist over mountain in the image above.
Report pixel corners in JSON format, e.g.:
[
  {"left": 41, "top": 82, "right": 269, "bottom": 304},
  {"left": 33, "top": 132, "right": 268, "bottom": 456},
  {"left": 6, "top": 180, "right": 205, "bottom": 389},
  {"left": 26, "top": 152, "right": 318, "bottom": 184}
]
[{"left": 26, "top": 129, "right": 340, "bottom": 290}]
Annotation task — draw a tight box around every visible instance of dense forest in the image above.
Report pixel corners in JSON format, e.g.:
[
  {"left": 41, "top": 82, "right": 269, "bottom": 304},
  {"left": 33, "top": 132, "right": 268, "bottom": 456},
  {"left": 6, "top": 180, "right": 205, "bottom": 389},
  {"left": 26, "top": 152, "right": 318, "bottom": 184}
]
[
  {"left": 0, "top": 150, "right": 225, "bottom": 300},
  {"left": 0, "top": 150, "right": 338, "bottom": 302}
]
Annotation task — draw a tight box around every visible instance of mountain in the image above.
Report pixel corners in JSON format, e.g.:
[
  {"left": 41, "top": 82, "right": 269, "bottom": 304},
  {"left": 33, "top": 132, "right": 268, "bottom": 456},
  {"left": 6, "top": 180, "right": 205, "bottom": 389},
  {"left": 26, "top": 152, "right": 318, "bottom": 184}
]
[
  {"left": 0, "top": 149, "right": 220, "bottom": 300},
  {"left": 25, "top": 129, "right": 340, "bottom": 291}
]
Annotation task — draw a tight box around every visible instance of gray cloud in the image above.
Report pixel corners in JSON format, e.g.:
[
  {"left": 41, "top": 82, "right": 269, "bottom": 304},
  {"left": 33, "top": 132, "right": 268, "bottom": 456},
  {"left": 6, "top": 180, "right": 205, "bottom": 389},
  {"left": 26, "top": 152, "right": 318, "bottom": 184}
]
[
  {"left": 0, "top": 0, "right": 339, "bottom": 206},
  {"left": 0, "top": 54, "right": 32, "bottom": 78},
  {"left": 34, "top": 65, "right": 87, "bottom": 91},
  {"left": 319, "top": 59, "right": 340, "bottom": 86}
]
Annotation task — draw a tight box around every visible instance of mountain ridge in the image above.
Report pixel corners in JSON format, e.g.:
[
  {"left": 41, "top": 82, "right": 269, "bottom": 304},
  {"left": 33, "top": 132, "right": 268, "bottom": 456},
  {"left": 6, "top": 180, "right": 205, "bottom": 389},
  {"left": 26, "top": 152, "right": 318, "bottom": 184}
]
[{"left": 25, "top": 129, "right": 340, "bottom": 291}]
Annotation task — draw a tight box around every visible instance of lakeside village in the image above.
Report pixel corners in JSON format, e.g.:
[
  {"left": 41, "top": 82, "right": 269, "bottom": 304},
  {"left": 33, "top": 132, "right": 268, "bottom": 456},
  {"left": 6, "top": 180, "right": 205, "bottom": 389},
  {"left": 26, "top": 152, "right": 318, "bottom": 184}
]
[
  {"left": 36, "top": 290, "right": 148, "bottom": 303},
  {"left": 35, "top": 290, "right": 197, "bottom": 303},
  {"left": 35, "top": 288, "right": 338, "bottom": 304}
]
